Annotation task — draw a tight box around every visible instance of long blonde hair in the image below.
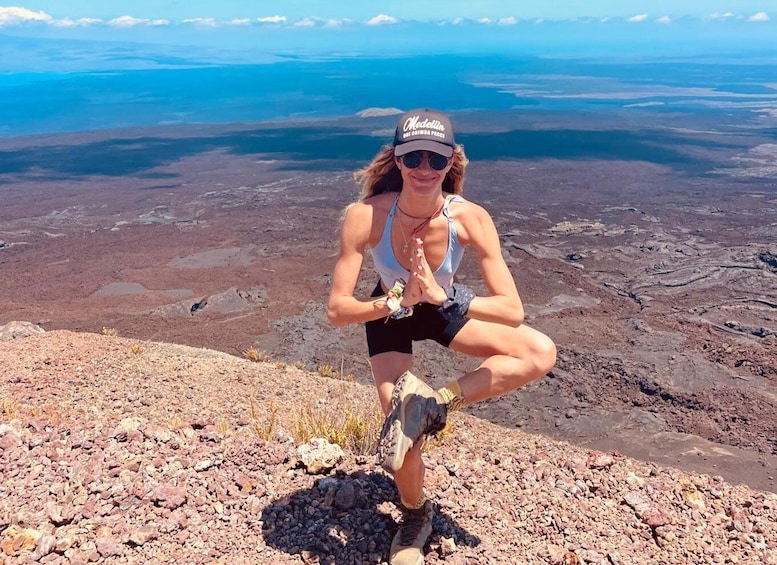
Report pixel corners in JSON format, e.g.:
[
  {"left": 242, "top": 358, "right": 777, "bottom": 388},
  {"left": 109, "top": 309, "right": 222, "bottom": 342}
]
[{"left": 353, "top": 144, "right": 469, "bottom": 200}]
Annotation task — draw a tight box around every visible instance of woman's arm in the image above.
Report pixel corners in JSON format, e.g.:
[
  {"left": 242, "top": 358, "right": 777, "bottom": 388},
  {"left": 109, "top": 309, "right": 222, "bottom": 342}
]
[
  {"left": 412, "top": 201, "right": 524, "bottom": 327},
  {"left": 327, "top": 203, "right": 394, "bottom": 327},
  {"left": 464, "top": 205, "right": 524, "bottom": 326}
]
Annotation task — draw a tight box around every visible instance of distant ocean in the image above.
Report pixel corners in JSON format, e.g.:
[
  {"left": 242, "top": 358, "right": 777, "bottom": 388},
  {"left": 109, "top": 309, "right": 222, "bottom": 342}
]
[{"left": 2, "top": 49, "right": 777, "bottom": 139}]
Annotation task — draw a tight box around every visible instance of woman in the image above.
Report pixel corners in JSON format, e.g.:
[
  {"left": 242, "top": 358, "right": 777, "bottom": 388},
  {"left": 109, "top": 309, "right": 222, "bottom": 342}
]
[{"left": 327, "top": 108, "right": 557, "bottom": 565}]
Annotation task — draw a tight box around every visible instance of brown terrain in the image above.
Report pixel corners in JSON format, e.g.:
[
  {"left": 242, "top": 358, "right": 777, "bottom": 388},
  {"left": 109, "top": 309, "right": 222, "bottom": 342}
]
[
  {"left": 0, "top": 329, "right": 775, "bottom": 564},
  {"left": 0, "top": 114, "right": 776, "bottom": 561}
]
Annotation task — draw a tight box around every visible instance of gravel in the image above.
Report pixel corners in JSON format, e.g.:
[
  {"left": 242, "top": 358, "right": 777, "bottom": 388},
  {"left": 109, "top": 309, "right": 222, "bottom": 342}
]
[{"left": 1, "top": 330, "right": 776, "bottom": 564}]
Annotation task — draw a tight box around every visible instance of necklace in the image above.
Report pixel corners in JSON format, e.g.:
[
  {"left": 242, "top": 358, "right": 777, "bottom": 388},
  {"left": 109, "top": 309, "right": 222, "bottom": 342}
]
[
  {"left": 397, "top": 202, "right": 445, "bottom": 255},
  {"left": 396, "top": 201, "right": 443, "bottom": 220},
  {"left": 396, "top": 200, "right": 446, "bottom": 253},
  {"left": 397, "top": 216, "right": 412, "bottom": 254}
]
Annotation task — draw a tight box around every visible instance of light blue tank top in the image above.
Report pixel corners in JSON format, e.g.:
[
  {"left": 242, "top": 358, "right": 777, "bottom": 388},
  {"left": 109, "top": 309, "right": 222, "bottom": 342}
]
[{"left": 370, "top": 194, "right": 465, "bottom": 293}]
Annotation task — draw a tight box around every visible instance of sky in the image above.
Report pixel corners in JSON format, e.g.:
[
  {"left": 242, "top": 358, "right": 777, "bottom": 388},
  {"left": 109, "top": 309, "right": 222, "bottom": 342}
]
[
  {"left": 0, "top": 2, "right": 773, "bottom": 34},
  {"left": 0, "top": 1, "right": 774, "bottom": 23},
  {"left": 0, "top": 2, "right": 775, "bottom": 61}
]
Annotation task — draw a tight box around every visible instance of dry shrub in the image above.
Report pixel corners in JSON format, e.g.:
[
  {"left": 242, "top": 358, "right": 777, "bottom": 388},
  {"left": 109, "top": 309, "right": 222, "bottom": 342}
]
[
  {"left": 316, "top": 364, "right": 354, "bottom": 381},
  {"left": 242, "top": 346, "right": 270, "bottom": 363},
  {"left": 1, "top": 398, "right": 17, "bottom": 418},
  {"left": 291, "top": 402, "right": 383, "bottom": 456},
  {"left": 249, "top": 398, "right": 279, "bottom": 441}
]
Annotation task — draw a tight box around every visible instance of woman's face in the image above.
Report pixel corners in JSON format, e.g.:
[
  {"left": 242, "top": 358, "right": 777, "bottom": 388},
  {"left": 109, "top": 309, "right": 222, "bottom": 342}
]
[{"left": 395, "top": 150, "right": 452, "bottom": 195}]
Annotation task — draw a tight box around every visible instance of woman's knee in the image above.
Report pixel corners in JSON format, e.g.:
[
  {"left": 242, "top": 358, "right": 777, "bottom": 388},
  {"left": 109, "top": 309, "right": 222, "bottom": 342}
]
[{"left": 533, "top": 333, "right": 557, "bottom": 375}]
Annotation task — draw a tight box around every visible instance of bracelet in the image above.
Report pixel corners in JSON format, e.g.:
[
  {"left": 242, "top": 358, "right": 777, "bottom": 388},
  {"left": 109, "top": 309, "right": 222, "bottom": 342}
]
[
  {"left": 437, "top": 282, "right": 474, "bottom": 321},
  {"left": 389, "top": 305, "right": 414, "bottom": 320},
  {"left": 386, "top": 279, "right": 406, "bottom": 314}
]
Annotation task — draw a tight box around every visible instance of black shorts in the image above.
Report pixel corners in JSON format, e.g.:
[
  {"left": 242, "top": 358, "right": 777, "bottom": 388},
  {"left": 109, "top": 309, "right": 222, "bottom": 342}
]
[{"left": 365, "top": 280, "right": 470, "bottom": 357}]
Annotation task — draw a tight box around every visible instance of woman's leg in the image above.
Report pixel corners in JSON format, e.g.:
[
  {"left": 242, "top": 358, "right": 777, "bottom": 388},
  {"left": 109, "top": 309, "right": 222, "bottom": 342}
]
[
  {"left": 370, "top": 351, "right": 426, "bottom": 507},
  {"left": 449, "top": 320, "right": 557, "bottom": 404}
]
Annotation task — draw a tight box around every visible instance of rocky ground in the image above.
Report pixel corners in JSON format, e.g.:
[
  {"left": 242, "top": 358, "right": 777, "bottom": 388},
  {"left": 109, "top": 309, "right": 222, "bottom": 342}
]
[
  {"left": 1, "top": 330, "right": 776, "bottom": 565},
  {"left": 1, "top": 118, "right": 776, "bottom": 497}
]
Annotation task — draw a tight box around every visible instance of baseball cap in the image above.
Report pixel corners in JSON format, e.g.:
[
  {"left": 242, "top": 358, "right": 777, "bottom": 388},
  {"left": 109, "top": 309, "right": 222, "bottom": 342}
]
[{"left": 393, "top": 108, "right": 456, "bottom": 158}]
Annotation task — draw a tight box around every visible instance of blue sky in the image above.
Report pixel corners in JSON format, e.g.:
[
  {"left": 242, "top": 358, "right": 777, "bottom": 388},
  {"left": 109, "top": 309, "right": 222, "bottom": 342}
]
[
  {"left": 0, "top": 1, "right": 773, "bottom": 23},
  {"left": 0, "top": 2, "right": 772, "bottom": 33},
  {"left": 0, "top": 2, "right": 774, "bottom": 59}
]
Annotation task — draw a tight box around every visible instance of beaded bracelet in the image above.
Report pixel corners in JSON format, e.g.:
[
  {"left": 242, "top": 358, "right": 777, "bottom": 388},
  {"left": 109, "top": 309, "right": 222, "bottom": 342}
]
[
  {"left": 390, "top": 305, "right": 414, "bottom": 320},
  {"left": 385, "top": 279, "right": 405, "bottom": 314},
  {"left": 437, "top": 282, "right": 475, "bottom": 321}
]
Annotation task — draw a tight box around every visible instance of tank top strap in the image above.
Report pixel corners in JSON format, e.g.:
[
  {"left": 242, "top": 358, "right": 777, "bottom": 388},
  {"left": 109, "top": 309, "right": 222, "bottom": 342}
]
[
  {"left": 442, "top": 194, "right": 462, "bottom": 222},
  {"left": 388, "top": 195, "right": 400, "bottom": 218},
  {"left": 382, "top": 195, "right": 400, "bottom": 237}
]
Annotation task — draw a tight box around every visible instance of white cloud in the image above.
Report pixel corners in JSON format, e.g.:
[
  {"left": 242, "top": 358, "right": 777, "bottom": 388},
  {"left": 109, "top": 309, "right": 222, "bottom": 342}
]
[
  {"left": 108, "top": 15, "right": 168, "bottom": 27},
  {"left": 51, "top": 18, "right": 76, "bottom": 28},
  {"left": 293, "top": 17, "right": 319, "bottom": 27},
  {"left": 257, "top": 15, "right": 286, "bottom": 24},
  {"left": 109, "top": 16, "right": 145, "bottom": 27},
  {"left": 477, "top": 17, "right": 493, "bottom": 24},
  {"left": 749, "top": 12, "right": 770, "bottom": 22},
  {"left": 229, "top": 18, "right": 251, "bottom": 26},
  {"left": 497, "top": 16, "right": 517, "bottom": 25},
  {"left": 656, "top": 16, "right": 671, "bottom": 24},
  {"left": 366, "top": 14, "right": 398, "bottom": 26},
  {"left": 0, "top": 6, "right": 52, "bottom": 26},
  {"left": 183, "top": 18, "right": 218, "bottom": 27},
  {"left": 323, "top": 18, "right": 350, "bottom": 28},
  {"left": 707, "top": 12, "right": 735, "bottom": 20},
  {"left": 628, "top": 14, "right": 649, "bottom": 23},
  {"left": 50, "top": 16, "right": 103, "bottom": 28}
]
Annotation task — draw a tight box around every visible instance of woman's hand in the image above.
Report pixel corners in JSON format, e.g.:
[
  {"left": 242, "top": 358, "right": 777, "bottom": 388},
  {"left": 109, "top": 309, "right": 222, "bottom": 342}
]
[
  {"left": 409, "top": 238, "right": 447, "bottom": 306},
  {"left": 400, "top": 256, "right": 423, "bottom": 307}
]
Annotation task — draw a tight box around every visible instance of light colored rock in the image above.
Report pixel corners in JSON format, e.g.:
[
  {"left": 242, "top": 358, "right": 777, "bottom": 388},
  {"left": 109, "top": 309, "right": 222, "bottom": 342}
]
[
  {"left": 0, "top": 321, "right": 44, "bottom": 341},
  {"left": 297, "top": 437, "right": 344, "bottom": 474}
]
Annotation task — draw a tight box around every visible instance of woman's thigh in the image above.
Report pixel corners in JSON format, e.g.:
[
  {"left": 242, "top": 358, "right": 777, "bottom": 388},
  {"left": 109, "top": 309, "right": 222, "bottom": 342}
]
[
  {"left": 450, "top": 318, "right": 554, "bottom": 360},
  {"left": 369, "top": 351, "right": 413, "bottom": 414}
]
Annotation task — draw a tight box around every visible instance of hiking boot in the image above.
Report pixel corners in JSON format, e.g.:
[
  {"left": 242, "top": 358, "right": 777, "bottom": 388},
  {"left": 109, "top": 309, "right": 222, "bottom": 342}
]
[
  {"left": 377, "top": 371, "right": 447, "bottom": 474},
  {"left": 389, "top": 500, "right": 433, "bottom": 565}
]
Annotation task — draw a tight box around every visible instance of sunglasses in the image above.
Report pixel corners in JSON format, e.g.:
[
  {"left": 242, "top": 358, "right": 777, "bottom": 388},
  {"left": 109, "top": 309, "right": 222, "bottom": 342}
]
[{"left": 399, "top": 151, "right": 450, "bottom": 171}]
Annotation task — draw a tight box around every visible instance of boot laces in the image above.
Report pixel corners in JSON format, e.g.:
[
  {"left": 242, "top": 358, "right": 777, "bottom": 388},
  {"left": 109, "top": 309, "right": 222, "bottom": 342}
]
[{"left": 399, "top": 509, "right": 428, "bottom": 546}]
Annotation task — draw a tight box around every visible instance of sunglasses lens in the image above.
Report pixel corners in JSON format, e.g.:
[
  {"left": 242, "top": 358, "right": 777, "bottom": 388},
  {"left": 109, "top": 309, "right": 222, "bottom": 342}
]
[
  {"left": 429, "top": 154, "right": 449, "bottom": 170},
  {"left": 401, "top": 151, "right": 449, "bottom": 170},
  {"left": 402, "top": 152, "right": 422, "bottom": 168}
]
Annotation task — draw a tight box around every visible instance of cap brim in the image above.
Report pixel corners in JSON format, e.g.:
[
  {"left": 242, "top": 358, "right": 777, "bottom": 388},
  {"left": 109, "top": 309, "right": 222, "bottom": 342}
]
[{"left": 394, "top": 139, "right": 454, "bottom": 158}]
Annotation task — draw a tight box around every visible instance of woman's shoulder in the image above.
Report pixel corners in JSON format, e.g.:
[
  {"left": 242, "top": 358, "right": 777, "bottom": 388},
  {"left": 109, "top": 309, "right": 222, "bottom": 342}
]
[
  {"left": 447, "top": 195, "right": 495, "bottom": 244},
  {"left": 343, "top": 192, "right": 395, "bottom": 227},
  {"left": 447, "top": 194, "right": 489, "bottom": 218},
  {"left": 350, "top": 192, "right": 395, "bottom": 217},
  {"left": 363, "top": 191, "right": 398, "bottom": 208}
]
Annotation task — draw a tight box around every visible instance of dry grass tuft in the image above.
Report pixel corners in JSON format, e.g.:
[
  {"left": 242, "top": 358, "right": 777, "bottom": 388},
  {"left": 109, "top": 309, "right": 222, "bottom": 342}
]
[
  {"left": 100, "top": 327, "right": 119, "bottom": 337},
  {"left": 249, "top": 398, "right": 279, "bottom": 441},
  {"left": 291, "top": 402, "right": 383, "bottom": 456},
  {"left": 316, "top": 363, "right": 354, "bottom": 381},
  {"left": 242, "top": 346, "right": 271, "bottom": 363},
  {"left": 1, "top": 399, "right": 83, "bottom": 424},
  {"left": 1, "top": 398, "right": 18, "bottom": 419},
  {"left": 423, "top": 420, "right": 455, "bottom": 453}
]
